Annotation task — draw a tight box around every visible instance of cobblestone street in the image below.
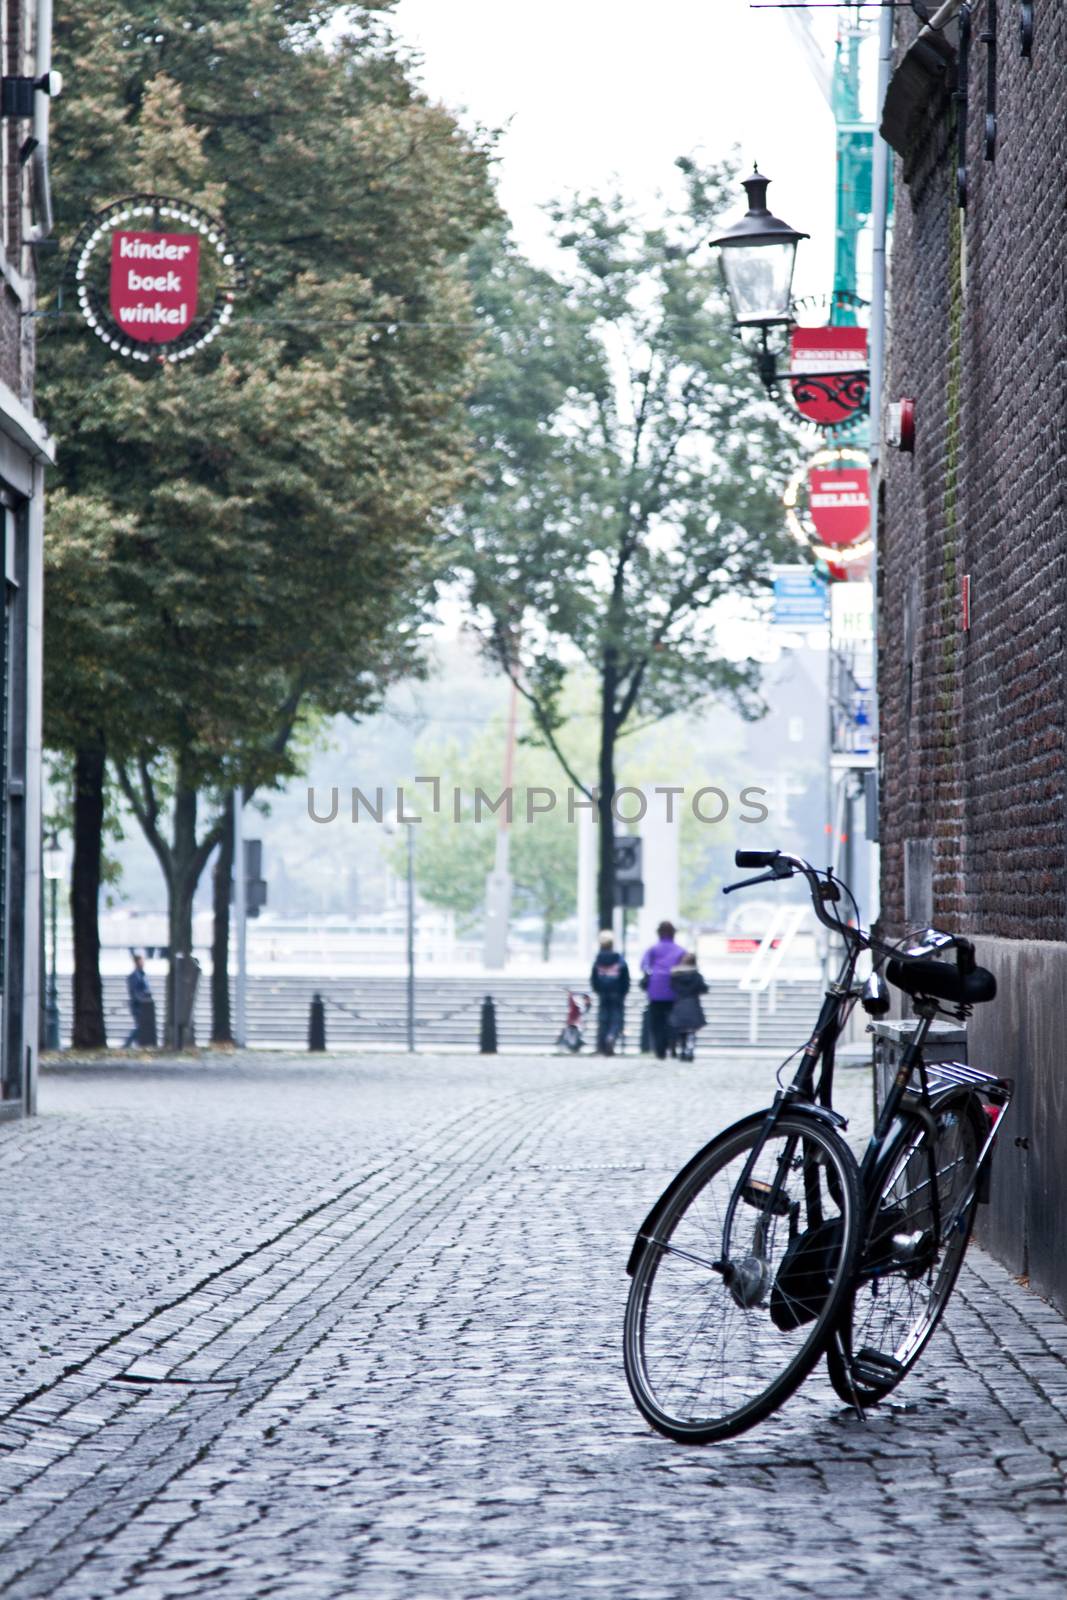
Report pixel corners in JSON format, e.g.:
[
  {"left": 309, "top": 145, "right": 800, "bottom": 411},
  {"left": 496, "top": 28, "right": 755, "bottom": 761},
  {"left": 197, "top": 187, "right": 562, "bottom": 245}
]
[{"left": 1, "top": 1049, "right": 1066, "bottom": 1599}]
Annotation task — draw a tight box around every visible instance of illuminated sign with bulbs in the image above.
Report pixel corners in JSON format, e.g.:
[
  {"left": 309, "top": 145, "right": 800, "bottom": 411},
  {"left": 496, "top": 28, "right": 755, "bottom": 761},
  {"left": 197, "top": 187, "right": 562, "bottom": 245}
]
[{"left": 67, "top": 195, "right": 245, "bottom": 363}]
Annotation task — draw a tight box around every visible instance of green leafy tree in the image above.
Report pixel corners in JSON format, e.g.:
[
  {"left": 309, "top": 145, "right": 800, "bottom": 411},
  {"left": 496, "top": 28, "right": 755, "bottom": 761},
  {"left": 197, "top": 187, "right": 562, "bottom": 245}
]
[
  {"left": 460, "top": 164, "right": 796, "bottom": 933},
  {"left": 41, "top": 5, "right": 496, "bottom": 1042},
  {"left": 388, "top": 727, "right": 577, "bottom": 959}
]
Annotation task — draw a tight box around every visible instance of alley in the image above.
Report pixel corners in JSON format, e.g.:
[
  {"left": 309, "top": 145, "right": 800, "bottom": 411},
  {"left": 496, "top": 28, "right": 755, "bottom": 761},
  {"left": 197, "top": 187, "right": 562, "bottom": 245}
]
[{"left": 1, "top": 1051, "right": 1064, "bottom": 1599}]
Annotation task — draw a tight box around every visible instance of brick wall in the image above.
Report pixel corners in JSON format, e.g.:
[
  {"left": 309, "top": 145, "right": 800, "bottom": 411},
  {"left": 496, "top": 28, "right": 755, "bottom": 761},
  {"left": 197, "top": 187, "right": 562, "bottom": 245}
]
[{"left": 880, "top": 4, "right": 1067, "bottom": 940}]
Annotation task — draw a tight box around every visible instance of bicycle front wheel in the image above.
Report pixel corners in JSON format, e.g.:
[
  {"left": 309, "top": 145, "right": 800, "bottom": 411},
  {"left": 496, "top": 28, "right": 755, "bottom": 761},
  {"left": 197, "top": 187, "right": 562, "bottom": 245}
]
[
  {"left": 624, "top": 1109, "right": 863, "bottom": 1443},
  {"left": 827, "top": 1088, "right": 983, "bottom": 1407}
]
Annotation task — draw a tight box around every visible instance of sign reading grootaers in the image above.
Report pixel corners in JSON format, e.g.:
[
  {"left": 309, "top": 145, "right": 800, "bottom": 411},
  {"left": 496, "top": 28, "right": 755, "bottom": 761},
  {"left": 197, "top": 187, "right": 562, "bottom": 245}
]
[
  {"left": 67, "top": 194, "right": 245, "bottom": 364},
  {"left": 110, "top": 231, "right": 200, "bottom": 342}
]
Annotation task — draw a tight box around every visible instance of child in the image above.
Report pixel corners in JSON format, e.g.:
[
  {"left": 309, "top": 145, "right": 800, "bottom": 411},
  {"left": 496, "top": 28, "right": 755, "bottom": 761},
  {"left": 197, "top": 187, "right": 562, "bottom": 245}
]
[{"left": 668, "top": 951, "right": 709, "bottom": 1062}]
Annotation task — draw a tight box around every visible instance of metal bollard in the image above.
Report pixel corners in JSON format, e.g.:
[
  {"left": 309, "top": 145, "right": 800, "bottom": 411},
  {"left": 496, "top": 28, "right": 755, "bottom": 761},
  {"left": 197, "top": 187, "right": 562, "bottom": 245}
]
[
  {"left": 479, "top": 994, "right": 498, "bottom": 1055},
  {"left": 308, "top": 992, "right": 326, "bottom": 1052},
  {"left": 137, "top": 997, "right": 158, "bottom": 1048}
]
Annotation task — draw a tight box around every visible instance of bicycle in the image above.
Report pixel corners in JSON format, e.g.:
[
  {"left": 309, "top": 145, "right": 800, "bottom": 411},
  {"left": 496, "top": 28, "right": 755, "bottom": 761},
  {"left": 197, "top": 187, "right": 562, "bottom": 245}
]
[{"left": 623, "top": 848, "right": 1011, "bottom": 1443}]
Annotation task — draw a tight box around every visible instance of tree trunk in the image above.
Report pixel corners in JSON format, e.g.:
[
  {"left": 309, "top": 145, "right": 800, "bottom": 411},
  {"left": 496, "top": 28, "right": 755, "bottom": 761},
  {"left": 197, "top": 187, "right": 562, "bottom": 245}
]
[
  {"left": 541, "top": 917, "right": 554, "bottom": 962},
  {"left": 597, "top": 650, "right": 618, "bottom": 933},
  {"left": 71, "top": 744, "right": 107, "bottom": 1048},
  {"left": 211, "top": 795, "right": 234, "bottom": 1043},
  {"left": 166, "top": 784, "right": 199, "bottom": 1047}
]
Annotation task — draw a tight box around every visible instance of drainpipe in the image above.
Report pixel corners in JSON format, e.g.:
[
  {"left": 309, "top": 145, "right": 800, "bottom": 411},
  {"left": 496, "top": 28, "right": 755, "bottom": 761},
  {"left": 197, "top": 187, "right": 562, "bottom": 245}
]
[
  {"left": 867, "top": 0, "right": 894, "bottom": 868},
  {"left": 27, "top": 0, "right": 55, "bottom": 242}
]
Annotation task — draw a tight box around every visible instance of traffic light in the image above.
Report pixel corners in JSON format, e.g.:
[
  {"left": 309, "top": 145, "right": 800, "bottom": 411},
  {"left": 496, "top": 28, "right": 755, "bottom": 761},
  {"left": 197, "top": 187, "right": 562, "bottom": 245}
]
[{"left": 232, "top": 839, "right": 268, "bottom": 919}]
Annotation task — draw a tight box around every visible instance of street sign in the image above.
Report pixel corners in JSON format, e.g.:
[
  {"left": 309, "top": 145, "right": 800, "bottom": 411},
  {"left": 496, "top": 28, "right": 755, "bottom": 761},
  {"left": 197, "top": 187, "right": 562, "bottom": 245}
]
[
  {"left": 614, "top": 836, "right": 642, "bottom": 883},
  {"left": 614, "top": 836, "right": 643, "bottom": 909},
  {"left": 772, "top": 566, "right": 829, "bottom": 627}
]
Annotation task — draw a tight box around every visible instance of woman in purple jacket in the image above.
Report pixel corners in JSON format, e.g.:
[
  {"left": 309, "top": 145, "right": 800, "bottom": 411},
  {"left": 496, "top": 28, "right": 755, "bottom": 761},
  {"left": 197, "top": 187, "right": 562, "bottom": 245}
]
[{"left": 640, "top": 921, "right": 687, "bottom": 1059}]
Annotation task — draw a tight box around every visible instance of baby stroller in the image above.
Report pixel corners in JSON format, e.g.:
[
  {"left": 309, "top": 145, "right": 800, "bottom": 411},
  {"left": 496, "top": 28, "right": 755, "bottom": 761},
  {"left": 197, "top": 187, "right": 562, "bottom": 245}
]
[{"left": 556, "top": 989, "right": 591, "bottom": 1053}]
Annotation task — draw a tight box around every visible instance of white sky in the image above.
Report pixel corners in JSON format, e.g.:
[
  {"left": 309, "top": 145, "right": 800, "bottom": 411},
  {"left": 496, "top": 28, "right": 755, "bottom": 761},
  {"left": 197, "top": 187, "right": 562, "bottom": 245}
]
[{"left": 389, "top": 0, "right": 842, "bottom": 301}]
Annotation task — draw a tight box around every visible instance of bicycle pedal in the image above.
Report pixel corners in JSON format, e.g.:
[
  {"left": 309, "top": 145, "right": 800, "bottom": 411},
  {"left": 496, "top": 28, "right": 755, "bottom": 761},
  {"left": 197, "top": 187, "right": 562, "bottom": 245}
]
[
  {"left": 741, "top": 1179, "right": 791, "bottom": 1218},
  {"left": 852, "top": 1348, "right": 905, "bottom": 1391}
]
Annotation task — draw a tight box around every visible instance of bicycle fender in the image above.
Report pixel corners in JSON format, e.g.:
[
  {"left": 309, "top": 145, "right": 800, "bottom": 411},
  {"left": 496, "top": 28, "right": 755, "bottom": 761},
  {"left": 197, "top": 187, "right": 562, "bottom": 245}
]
[{"left": 626, "top": 1108, "right": 779, "bottom": 1278}]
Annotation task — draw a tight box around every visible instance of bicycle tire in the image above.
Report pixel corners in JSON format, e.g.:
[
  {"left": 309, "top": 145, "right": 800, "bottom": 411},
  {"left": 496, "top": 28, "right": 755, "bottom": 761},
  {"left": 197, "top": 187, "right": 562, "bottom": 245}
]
[
  {"left": 624, "top": 1108, "right": 863, "bottom": 1443},
  {"left": 827, "top": 1087, "right": 984, "bottom": 1408}
]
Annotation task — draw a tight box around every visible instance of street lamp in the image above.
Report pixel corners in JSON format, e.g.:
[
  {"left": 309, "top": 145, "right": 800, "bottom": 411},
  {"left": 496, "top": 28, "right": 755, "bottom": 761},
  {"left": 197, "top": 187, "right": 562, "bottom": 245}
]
[
  {"left": 43, "top": 830, "right": 64, "bottom": 1050},
  {"left": 710, "top": 166, "right": 808, "bottom": 329},
  {"left": 383, "top": 812, "right": 416, "bottom": 1053},
  {"left": 709, "top": 166, "right": 808, "bottom": 390}
]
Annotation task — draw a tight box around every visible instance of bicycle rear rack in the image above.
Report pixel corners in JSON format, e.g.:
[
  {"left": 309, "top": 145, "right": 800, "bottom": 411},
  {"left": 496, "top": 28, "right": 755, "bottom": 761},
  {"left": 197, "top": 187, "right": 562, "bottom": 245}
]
[
  {"left": 908, "top": 1060, "right": 1015, "bottom": 1207},
  {"left": 921, "top": 1059, "right": 1014, "bottom": 1106}
]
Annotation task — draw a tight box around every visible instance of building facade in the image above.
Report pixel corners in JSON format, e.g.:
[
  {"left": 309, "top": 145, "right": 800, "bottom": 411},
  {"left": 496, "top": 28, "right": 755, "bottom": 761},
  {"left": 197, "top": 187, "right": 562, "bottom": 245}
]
[
  {"left": 878, "top": 3, "right": 1067, "bottom": 1295},
  {"left": 0, "top": 1, "right": 55, "bottom": 1119}
]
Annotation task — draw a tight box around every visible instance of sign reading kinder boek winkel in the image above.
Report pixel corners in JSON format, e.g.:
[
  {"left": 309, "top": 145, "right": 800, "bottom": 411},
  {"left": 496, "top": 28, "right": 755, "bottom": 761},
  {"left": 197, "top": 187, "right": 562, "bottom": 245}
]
[
  {"left": 109, "top": 229, "right": 200, "bottom": 342},
  {"left": 68, "top": 195, "right": 245, "bottom": 363}
]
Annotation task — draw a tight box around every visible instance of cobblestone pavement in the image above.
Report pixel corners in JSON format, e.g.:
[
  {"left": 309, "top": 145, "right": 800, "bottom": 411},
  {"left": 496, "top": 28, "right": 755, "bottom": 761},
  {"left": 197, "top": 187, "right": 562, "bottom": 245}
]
[{"left": 1, "top": 1048, "right": 1065, "bottom": 1599}]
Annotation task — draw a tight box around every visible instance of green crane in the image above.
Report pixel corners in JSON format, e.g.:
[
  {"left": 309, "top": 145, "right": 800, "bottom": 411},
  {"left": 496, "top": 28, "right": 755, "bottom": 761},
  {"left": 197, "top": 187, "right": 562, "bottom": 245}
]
[{"left": 785, "top": 4, "right": 881, "bottom": 324}]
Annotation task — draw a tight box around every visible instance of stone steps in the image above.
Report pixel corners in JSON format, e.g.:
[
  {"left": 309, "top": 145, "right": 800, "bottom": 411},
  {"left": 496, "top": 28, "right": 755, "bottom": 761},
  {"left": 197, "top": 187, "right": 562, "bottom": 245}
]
[{"left": 58, "top": 974, "right": 824, "bottom": 1051}]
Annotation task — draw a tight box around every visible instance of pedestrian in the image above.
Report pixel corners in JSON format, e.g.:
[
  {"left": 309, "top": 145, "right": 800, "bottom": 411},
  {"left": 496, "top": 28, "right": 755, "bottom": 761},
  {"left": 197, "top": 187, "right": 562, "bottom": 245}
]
[
  {"left": 640, "top": 920, "right": 687, "bottom": 1060},
  {"left": 124, "top": 952, "right": 152, "bottom": 1049},
  {"left": 590, "top": 931, "right": 630, "bottom": 1055},
  {"left": 669, "top": 951, "right": 709, "bottom": 1062}
]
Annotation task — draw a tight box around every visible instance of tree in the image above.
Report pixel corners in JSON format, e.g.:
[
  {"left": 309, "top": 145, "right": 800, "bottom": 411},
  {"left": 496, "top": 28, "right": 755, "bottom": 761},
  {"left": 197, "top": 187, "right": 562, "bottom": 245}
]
[
  {"left": 43, "top": 492, "right": 147, "bottom": 1046},
  {"left": 41, "top": 4, "right": 497, "bottom": 1041},
  {"left": 387, "top": 726, "right": 577, "bottom": 959},
  {"left": 459, "top": 164, "right": 796, "bottom": 933}
]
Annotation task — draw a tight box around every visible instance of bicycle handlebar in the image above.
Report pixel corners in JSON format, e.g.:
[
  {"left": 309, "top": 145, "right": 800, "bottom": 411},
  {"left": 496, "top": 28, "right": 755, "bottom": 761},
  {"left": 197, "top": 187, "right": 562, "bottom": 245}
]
[{"left": 724, "top": 847, "right": 977, "bottom": 976}]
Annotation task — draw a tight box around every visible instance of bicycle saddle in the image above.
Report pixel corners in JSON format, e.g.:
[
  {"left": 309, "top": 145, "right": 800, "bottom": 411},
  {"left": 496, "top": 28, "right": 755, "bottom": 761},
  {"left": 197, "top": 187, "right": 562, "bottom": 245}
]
[{"left": 886, "top": 957, "right": 996, "bottom": 1006}]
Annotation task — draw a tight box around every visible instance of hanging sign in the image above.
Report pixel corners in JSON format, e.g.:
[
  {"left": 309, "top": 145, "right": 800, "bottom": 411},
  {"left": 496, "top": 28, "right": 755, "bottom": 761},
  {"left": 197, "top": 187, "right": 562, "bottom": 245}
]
[
  {"left": 789, "top": 325, "right": 869, "bottom": 426},
  {"left": 67, "top": 195, "right": 245, "bottom": 363},
  {"left": 808, "top": 463, "right": 871, "bottom": 546},
  {"left": 782, "top": 446, "right": 873, "bottom": 570},
  {"left": 109, "top": 230, "right": 200, "bottom": 343}
]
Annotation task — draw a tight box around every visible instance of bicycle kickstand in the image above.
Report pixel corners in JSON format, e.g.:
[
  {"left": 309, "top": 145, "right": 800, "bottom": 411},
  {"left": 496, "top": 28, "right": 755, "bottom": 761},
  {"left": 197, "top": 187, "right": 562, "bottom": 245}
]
[{"left": 829, "top": 1328, "right": 867, "bottom": 1424}]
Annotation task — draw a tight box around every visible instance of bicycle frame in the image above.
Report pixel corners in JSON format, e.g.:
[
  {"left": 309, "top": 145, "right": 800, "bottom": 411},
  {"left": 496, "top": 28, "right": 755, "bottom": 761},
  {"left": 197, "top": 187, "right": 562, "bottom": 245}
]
[{"left": 714, "top": 855, "right": 1011, "bottom": 1275}]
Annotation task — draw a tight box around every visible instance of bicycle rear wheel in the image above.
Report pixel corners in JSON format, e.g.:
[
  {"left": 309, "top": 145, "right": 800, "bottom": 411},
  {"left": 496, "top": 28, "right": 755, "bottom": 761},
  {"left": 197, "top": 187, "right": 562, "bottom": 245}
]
[
  {"left": 624, "top": 1109, "right": 863, "bottom": 1443},
  {"left": 827, "top": 1088, "right": 983, "bottom": 1407}
]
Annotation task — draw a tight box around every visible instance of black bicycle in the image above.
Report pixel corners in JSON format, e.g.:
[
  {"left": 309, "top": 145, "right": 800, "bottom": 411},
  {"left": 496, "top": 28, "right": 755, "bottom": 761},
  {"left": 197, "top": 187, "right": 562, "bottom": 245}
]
[{"left": 623, "top": 848, "right": 1011, "bottom": 1443}]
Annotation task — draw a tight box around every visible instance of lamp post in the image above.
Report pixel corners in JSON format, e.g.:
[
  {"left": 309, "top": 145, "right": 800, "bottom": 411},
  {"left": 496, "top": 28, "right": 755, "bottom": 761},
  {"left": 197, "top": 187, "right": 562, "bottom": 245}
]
[
  {"left": 384, "top": 812, "right": 416, "bottom": 1052},
  {"left": 43, "top": 830, "right": 64, "bottom": 1050}
]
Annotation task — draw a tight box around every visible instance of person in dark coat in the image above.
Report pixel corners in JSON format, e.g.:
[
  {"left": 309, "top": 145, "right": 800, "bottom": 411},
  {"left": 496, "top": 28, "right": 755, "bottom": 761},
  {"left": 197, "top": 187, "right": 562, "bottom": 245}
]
[
  {"left": 640, "top": 920, "right": 687, "bottom": 1059},
  {"left": 590, "top": 931, "right": 630, "bottom": 1055},
  {"left": 668, "top": 951, "right": 709, "bottom": 1062},
  {"left": 123, "top": 952, "right": 152, "bottom": 1049}
]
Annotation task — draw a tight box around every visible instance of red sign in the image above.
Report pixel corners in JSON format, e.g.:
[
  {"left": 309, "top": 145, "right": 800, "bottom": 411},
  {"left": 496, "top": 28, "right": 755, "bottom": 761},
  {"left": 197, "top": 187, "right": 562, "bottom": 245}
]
[
  {"left": 808, "top": 465, "right": 870, "bottom": 547},
  {"left": 789, "top": 326, "right": 868, "bottom": 425},
  {"left": 109, "top": 231, "right": 200, "bottom": 343}
]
